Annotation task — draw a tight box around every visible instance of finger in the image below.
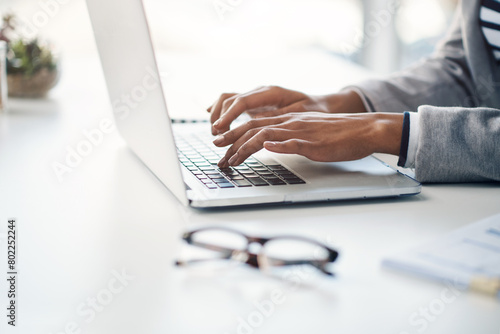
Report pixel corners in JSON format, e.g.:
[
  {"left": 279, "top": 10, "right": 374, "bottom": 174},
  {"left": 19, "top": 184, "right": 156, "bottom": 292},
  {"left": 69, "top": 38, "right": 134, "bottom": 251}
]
[
  {"left": 208, "top": 93, "right": 237, "bottom": 116},
  {"left": 208, "top": 93, "right": 237, "bottom": 134},
  {"left": 244, "top": 105, "right": 279, "bottom": 118},
  {"left": 264, "top": 139, "right": 310, "bottom": 156},
  {"left": 212, "top": 87, "right": 268, "bottom": 125},
  {"left": 217, "top": 127, "right": 264, "bottom": 168},
  {"left": 213, "top": 87, "right": 286, "bottom": 133},
  {"left": 213, "top": 115, "right": 287, "bottom": 147},
  {"left": 224, "top": 128, "right": 295, "bottom": 167},
  {"left": 251, "top": 101, "right": 307, "bottom": 119},
  {"left": 210, "top": 89, "right": 267, "bottom": 135}
]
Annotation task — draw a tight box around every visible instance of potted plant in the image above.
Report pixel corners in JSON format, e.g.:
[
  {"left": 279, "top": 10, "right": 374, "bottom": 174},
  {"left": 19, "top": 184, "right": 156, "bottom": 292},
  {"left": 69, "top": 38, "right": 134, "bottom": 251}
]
[{"left": 0, "top": 13, "right": 59, "bottom": 98}]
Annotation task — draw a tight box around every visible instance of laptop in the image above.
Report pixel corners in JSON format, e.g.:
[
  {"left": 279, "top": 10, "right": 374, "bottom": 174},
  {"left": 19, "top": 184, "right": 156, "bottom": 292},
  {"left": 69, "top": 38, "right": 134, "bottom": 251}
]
[{"left": 85, "top": 0, "right": 421, "bottom": 208}]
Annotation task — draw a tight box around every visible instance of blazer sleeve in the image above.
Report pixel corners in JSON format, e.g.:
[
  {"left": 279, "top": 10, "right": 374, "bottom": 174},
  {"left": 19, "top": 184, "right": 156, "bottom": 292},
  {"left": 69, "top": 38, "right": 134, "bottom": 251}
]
[
  {"left": 351, "top": 10, "right": 479, "bottom": 112},
  {"left": 415, "top": 105, "right": 500, "bottom": 183}
]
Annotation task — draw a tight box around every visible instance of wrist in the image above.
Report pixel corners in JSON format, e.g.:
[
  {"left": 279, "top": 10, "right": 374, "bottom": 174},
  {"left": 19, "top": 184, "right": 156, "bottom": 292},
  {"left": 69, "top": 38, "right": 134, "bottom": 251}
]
[
  {"left": 371, "top": 113, "right": 404, "bottom": 156},
  {"left": 322, "top": 90, "right": 367, "bottom": 114}
]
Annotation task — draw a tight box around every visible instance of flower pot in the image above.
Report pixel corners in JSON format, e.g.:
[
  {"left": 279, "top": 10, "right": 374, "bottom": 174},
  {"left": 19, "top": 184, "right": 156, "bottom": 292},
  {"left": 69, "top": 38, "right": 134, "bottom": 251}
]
[{"left": 7, "top": 68, "right": 60, "bottom": 98}]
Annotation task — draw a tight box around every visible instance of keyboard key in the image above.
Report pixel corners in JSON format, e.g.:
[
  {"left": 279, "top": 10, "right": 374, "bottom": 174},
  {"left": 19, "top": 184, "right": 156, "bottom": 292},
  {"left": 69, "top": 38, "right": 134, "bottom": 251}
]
[
  {"left": 243, "top": 173, "right": 260, "bottom": 179},
  {"left": 239, "top": 170, "right": 258, "bottom": 175},
  {"left": 197, "top": 149, "right": 212, "bottom": 154},
  {"left": 250, "top": 167, "right": 268, "bottom": 172},
  {"left": 246, "top": 163, "right": 262, "bottom": 168},
  {"left": 268, "top": 165, "right": 287, "bottom": 171},
  {"left": 207, "top": 174, "right": 224, "bottom": 179},
  {"left": 285, "top": 178, "right": 306, "bottom": 184},
  {"left": 247, "top": 177, "right": 269, "bottom": 186},
  {"left": 205, "top": 184, "right": 218, "bottom": 189},
  {"left": 213, "top": 178, "right": 230, "bottom": 183},
  {"left": 194, "top": 163, "right": 211, "bottom": 167},
  {"left": 281, "top": 174, "right": 300, "bottom": 180},
  {"left": 275, "top": 170, "right": 294, "bottom": 176},
  {"left": 220, "top": 168, "right": 239, "bottom": 176},
  {"left": 232, "top": 179, "right": 252, "bottom": 187},
  {"left": 266, "top": 177, "right": 286, "bottom": 185},
  {"left": 217, "top": 182, "right": 235, "bottom": 188}
]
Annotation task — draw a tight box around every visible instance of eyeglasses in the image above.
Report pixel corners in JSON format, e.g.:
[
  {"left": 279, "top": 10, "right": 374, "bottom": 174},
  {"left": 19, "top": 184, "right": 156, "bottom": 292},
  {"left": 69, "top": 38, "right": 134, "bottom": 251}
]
[{"left": 175, "top": 227, "right": 339, "bottom": 276}]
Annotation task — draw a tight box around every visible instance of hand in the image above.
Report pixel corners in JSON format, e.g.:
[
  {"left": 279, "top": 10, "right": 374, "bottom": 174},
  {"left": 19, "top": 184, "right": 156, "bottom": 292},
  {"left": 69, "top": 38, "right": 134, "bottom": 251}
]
[
  {"left": 207, "top": 86, "right": 366, "bottom": 135},
  {"left": 213, "top": 112, "right": 403, "bottom": 168}
]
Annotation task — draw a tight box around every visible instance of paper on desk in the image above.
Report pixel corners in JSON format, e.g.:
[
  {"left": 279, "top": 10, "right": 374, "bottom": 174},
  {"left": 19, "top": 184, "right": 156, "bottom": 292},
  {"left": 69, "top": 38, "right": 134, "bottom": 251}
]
[{"left": 382, "top": 213, "right": 500, "bottom": 295}]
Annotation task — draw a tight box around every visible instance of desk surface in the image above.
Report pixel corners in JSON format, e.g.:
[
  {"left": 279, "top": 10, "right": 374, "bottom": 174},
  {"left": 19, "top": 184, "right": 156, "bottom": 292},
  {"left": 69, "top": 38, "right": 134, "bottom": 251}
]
[{"left": 1, "top": 52, "right": 499, "bottom": 334}]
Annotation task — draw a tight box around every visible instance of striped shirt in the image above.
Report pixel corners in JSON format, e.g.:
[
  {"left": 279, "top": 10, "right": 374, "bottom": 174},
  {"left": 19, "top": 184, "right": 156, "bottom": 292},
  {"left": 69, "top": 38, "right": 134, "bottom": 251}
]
[{"left": 480, "top": 0, "right": 500, "bottom": 61}]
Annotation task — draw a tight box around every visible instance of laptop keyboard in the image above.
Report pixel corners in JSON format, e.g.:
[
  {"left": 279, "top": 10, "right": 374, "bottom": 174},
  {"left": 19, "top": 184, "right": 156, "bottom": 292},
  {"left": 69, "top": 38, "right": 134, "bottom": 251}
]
[{"left": 175, "top": 133, "right": 305, "bottom": 189}]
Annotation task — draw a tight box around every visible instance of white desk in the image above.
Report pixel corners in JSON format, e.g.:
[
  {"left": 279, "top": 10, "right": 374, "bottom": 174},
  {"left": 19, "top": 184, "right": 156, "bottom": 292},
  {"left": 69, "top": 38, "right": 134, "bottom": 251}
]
[{"left": 1, "top": 52, "right": 499, "bottom": 334}]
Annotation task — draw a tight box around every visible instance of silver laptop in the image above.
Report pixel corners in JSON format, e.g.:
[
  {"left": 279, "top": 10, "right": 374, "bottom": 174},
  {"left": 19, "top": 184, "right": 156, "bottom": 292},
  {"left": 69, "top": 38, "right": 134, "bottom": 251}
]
[{"left": 85, "top": 0, "right": 421, "bottom": 208}]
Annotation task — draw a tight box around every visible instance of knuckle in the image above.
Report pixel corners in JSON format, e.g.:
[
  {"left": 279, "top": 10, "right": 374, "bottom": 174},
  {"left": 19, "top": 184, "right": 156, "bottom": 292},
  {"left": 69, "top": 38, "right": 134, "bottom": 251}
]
[
  {"left": 223, "top": 131, "right": 235, "bottom": 142},
  {"left": 222, "top": 98, "right": 234, "bottom": 109},
  {"left": 287, "top": 119, "right": 303, "bottom": 129},
  {"left": 233, "top": 97, "right": 247, "bottom": 108},
  {"left": 258, "top": 128, "right": 273, "bottom": 140},
  {"left": 279, "top": 115, "right": 292, "bottom": 124},
  {"left": 246, "top": 119, "right": 258, "bottom": 128},
  {"left": 247, "top": 128, "right": 261, "bottom": 137},
  {"left": 239, "top": 140, "right": 260, "bottom": 155},
  {"left": 292, "top": 139, "right": 303, "bottom": 149}
]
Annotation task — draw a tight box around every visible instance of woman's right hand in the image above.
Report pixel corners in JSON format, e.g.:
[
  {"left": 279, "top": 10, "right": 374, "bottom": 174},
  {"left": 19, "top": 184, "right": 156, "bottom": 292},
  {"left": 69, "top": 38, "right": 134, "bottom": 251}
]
[{"left": 207, "top": 86, "right": 367, "bottom": 135}]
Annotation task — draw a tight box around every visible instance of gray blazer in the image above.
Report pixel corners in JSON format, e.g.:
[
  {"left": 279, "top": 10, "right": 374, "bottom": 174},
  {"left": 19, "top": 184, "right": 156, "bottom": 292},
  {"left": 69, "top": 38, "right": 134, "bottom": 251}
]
[{"left": 354, "top": 0, "right": 500, "bottom": 183}]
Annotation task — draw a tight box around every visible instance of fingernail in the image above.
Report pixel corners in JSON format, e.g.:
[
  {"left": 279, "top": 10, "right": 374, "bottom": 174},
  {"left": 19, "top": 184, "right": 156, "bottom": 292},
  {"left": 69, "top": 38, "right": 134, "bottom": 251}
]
[
  {"left": 228, "top": 153, "right": 239, "bottom": 166},
  {"left": 213, "top": 136, "right": 224, "bottom": 146},
  {"left": 265, "top": 141, "right": 276, "bottom": 147},
  {"left": 218, "top": 158, "right": 228, "bottom": 168},
  {"left": 213, "top": 119, "right": 221, "bottom": 128}
]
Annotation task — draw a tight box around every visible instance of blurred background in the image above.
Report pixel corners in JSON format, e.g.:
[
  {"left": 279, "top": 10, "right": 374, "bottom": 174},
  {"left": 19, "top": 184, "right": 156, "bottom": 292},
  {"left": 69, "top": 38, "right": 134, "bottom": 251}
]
[
  {"left": 0, "top": 0, "right": 459, "bottom": 112},
  {"left": 0, "top": 0, "right": 458, "bottom": 73}
]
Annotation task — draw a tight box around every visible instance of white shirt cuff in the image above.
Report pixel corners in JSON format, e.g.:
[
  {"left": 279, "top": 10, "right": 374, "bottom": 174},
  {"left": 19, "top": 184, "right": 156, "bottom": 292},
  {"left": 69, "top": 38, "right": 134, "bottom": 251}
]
[{"left": 405, "top": 112, "right": 420, "bottom": 168}]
